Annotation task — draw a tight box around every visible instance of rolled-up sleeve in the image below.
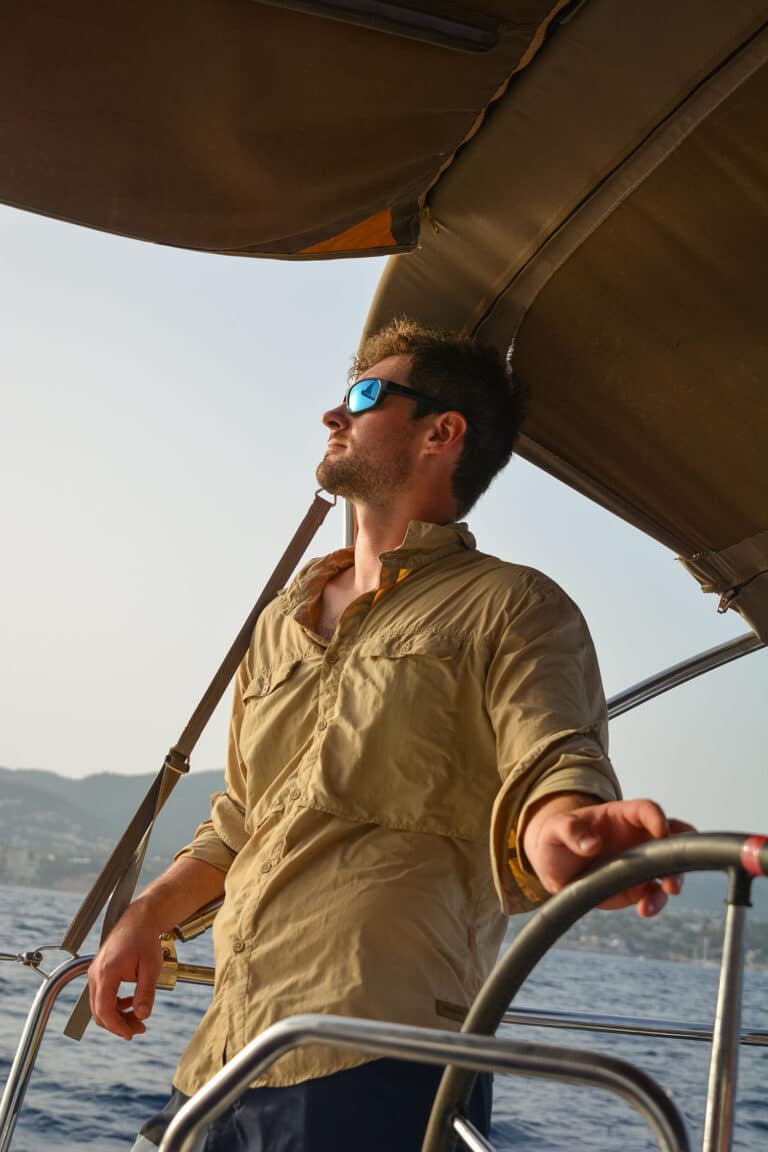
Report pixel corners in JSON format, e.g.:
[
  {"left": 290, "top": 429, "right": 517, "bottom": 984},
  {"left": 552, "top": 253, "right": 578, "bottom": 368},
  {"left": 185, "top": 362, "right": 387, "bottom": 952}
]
[
  {"left": 174, "top": 654, "right": 252, "bottom": 872},
  {"left": 486, "top": 578, "right": 621, "bottom": 914}
]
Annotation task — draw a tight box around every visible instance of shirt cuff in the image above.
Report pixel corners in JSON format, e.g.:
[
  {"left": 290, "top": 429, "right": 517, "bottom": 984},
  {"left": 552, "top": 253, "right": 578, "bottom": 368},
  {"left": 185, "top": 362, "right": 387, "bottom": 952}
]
[
  {"left": 173, "top": 789, "right": 248, "bottom": 873},
  {"left": 174, "top": 828, "right": 236, "bottom": 873},
  {"left": 491, "top": 737, "right": 621, "bottom": 915}
]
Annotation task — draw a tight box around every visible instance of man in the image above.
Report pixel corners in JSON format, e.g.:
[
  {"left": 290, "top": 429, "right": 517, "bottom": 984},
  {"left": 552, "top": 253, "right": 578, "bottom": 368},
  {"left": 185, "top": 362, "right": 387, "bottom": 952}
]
[{"left": 89, "top": 320, "right": 687, "bottom": 1151}]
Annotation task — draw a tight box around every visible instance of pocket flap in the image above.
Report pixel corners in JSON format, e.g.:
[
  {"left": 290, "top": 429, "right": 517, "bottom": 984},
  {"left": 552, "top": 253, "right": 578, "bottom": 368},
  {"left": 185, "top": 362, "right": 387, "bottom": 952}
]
[
  {"left": 242, "top": 659, "right": 302, "bottom": 700},
  {"left": 357, "top": 632, "right": 460, "bottom": 660}
]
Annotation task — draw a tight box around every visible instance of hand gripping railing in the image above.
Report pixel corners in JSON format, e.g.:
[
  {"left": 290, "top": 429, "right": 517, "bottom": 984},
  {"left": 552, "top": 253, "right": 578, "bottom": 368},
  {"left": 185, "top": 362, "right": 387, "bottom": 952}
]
[
  {"left": 3, "top": 833, "right": 765, "bottom": 1151},
  {"left": 158, "top": 832, "right": 766, "bottom": 1152},
  {"left": 0, "top": 950, "right": 218, "bottom": 1152},
  {"left": 423, "top": 832, "right": 767, "bottom": 1152},
  {"left": 0, "top": 897, "right": 225, "bottom": 1152},
  {"left": 156, "top": 1013, "right": 690, "bottom": 1152}
]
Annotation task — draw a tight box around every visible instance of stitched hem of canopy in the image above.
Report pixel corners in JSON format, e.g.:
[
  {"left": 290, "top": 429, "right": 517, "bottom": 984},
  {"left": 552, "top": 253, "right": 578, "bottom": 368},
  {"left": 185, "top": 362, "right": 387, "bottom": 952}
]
[{"left": 679, "top": 531, "right": 768, "bottom": 641}]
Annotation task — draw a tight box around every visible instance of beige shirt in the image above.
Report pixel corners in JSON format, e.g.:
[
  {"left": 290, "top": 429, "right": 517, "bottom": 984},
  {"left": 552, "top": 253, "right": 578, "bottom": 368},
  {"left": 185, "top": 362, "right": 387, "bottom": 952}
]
[{"left": 173, "top": 521, "right": 619, "bottom": 1092}]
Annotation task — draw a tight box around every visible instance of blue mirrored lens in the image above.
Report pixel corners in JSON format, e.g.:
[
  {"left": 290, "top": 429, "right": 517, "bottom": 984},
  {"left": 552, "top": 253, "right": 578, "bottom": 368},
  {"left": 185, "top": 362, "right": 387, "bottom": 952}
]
[{"left": 347, "top": 379, "right": 381, "bottom": 413}]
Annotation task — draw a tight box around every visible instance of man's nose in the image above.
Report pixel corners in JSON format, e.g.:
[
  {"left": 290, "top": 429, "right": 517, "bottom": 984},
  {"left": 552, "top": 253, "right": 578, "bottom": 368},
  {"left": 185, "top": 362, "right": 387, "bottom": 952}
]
[{"left": 322, "top": 404, "right": 349, "bottom": 430}]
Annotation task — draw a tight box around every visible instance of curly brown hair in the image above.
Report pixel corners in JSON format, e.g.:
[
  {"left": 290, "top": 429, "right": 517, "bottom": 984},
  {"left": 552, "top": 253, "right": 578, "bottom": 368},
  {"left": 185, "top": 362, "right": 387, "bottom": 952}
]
[{"left": 353, "top": 318, "right": 526, "bottom": 517}]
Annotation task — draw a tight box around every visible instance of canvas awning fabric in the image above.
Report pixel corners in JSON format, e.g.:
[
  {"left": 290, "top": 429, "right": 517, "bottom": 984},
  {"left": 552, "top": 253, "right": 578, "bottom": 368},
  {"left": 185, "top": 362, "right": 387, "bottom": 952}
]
[
  {"left": 364, "top": 0, "right": 768, "bottom": 639},
  {"left": 2, "top": 1, "right": 766, "bottom": 637},
  {"left": 0, "top": 0, "right": 568, "bottom": 257}
]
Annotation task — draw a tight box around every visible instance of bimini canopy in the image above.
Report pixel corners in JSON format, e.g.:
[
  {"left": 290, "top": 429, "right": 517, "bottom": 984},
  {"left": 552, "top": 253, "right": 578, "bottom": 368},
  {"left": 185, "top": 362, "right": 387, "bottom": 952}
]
[
  {"left": 0, "top": 0, "right": 567, "bottom": 257},
  {"left": 2, "top": 1, "right": 767, "bottom": 639},
  {"left": 364, "top": 0, "right": 768, "bottom": 641}
]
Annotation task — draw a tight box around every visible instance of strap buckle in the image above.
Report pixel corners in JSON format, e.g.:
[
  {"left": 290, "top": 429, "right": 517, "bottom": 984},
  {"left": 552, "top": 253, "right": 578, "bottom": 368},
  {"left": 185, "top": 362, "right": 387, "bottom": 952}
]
[{"left": 164, "top": 748, "right": 191, "bottom": 774}]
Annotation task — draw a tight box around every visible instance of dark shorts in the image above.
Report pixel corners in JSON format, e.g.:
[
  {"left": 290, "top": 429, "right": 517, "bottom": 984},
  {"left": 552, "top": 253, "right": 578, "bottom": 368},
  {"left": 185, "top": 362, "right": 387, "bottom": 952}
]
[{"left": 136, "top": 1058, "right": 492, "bottom": 1151}]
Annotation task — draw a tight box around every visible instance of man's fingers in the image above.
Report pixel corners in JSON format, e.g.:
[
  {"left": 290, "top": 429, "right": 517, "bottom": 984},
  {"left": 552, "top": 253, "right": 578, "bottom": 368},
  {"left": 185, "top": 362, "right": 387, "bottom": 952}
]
[
  {"left": 560, "top": 812, "right": 603, "bottom": 857},
  {"left": 92, "top": 985, "right": 147, "bottom": 1039},
  {"left": 636, "top": 882, "right": 668, "bottom": 918},
  {"left": 89, "top": 947, "right": 160, "bottom": 1037},
  {"left": 623, "top": 798, "right": 669, "bottom": 840},
  {"left": 91, "top": 976, "right": 134, "bottom": 1039},
  {"left": 89, "top": 967, "right": 117, "bottom": 1029},
  {"left": 134, "top": 965, "right": 158, "bottom": 1022},
  {"left": 669, "top": 818, "right": 696, "bottom": 835},
  {"left": 599, "top": 879, "right": 668, "bottom": 916},
  {"left": 529, "top": 797, "right": 696, "bottom": 915}
]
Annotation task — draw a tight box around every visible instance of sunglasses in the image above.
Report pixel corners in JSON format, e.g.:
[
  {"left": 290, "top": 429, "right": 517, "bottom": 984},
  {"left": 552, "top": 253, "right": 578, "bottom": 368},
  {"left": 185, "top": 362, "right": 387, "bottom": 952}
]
[{"left": 343, "top": 377, "right": 444, "bottom": 416}]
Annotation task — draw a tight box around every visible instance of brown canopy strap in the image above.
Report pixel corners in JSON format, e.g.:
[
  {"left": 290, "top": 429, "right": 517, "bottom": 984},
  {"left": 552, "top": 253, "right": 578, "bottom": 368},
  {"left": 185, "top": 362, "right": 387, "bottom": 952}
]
[{"left": 62, "top": 490, "right": 336, "bottom": 1039}]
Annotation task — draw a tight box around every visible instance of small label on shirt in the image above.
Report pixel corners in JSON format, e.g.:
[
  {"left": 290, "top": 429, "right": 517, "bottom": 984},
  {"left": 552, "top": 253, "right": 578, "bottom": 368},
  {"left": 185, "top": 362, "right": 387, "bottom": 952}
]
[{"left": 435, "top": 999, "right": 468, "bottom": 1023}]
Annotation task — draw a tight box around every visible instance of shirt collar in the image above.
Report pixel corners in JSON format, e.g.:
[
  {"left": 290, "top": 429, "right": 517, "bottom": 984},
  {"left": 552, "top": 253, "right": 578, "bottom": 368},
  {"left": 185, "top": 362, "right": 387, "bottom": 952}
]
[
  {"left": 378, "top": 520, "right": 476, "bottom": 568},
  {"left": 280, "top": 520, "right": 476, "bottom": 614}
]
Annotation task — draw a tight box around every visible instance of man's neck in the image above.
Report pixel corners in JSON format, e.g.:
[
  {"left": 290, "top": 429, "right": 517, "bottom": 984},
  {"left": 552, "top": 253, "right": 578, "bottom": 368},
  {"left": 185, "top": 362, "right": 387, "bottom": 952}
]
[
  {"left": 315, "top": 496, "right": 457, "bottom": 639},
  {"left": 346, "top": 496, "right": 455, "bottom": 596}
]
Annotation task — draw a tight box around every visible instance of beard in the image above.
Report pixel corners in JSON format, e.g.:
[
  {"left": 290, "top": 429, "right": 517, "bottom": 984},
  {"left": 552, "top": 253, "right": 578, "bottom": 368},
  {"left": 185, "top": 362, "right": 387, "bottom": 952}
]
[{"left": 316, "top": 443, "right": 413, "bottom": 507}]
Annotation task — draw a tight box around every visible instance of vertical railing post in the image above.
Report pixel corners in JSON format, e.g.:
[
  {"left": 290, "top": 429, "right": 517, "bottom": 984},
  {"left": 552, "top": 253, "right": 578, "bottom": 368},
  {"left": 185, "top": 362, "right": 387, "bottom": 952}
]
[
  {"left": 0, "top": 955, "right": 92, "bottom": 1152},
  {"left": 701, "top": 868, "right": 752, "bottom": 1152}
]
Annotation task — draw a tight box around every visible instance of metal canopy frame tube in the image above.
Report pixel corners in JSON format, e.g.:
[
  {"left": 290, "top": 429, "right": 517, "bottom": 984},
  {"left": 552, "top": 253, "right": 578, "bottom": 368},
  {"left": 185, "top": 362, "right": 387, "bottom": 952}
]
[
  {"left": 607, "top": 632, "right": 764, "bottom": 720},
  {"left": 251, "top": 0, "right": 499, "bottom": 51},
  {"left": 157, "top": 1013, "right": 690, "bottom": 1152}
]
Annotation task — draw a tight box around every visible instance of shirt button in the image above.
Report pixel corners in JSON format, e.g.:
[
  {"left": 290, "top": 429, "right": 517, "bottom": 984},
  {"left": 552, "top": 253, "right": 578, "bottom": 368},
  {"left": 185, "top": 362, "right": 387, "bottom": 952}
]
[
  {"left": 260, "top": 861, "right": 272, "bottom": 874},
  {"left": 289, "top": 788, "right": 301, "bottom": 800},
  {"left": 326, "top": 654, "right": 338, "bottom": 665},
  {"left": 232, "top": 939, "right": 246, "bottom": 953},
  {"left": 317, "top": 719, "right": 328, "bottom": 731},
  {"left": 258, "top": 685, "right": 270, "bottom": 696},
  {"left": 401, "top": 641, "right": 412, "bottom": 652}
]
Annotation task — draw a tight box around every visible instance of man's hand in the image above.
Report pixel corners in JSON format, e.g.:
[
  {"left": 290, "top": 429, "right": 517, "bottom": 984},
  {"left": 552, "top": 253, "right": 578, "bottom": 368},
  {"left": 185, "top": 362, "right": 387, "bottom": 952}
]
[
  {"left": 522, "top": 794, "right": 694, "bottom": 917},
  {"left": 88, "top": 856, "right": 226, "bottom": 1039},
  {"left": 88, "top": 904, "right": 165, "bottom": 1040}
]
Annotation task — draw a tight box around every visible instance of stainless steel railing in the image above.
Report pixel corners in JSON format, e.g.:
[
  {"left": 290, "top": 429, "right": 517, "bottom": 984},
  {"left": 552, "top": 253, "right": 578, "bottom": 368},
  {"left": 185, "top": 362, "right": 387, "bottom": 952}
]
[
  {"left": 155, "top": 1014, "right": 691, "bottom": 1152},
  {"left": 3, "top": 834, "right": 766, "bottom": 1151},
  {"left": 7, "top": 951, "right": 766, "bottom": 1152},
  {"left": 0, "top": 954, "right": 92, "bottom": 1152},
  {"left": 501, "top": 1005, "right": 768, "bottom": 1045},
  {"left": 606, "top": 632, "right": 764, "bottom": 720}
]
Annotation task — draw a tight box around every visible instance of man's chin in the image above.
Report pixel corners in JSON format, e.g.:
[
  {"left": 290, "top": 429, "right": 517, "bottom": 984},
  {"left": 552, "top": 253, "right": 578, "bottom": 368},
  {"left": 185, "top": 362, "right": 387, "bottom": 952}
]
[{"left": 316, "top": 459, "right": 353, "bottom": 500}]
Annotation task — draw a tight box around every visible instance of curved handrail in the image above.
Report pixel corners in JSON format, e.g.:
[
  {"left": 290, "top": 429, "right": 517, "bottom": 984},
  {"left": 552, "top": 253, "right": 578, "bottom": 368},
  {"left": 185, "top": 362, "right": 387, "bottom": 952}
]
[
  {"left": 0, "top": 954, "right": 92, "bottom": 1152},
  {"left": 157, "top": 1014, "right": 690, "bottom": 1152},
  {"left": 423, "top": 831, "right": 767, "bottom": 1152},
  {"left": 0, "top": 947, "right": 211, "bottom": 1151},
  {"left": 3, "top": 834, "right": 765, "bottom": 1151}
]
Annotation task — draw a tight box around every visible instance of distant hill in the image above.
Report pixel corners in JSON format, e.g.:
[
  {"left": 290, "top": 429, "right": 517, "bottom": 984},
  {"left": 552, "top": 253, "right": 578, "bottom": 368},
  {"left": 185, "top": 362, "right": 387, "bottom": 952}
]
[
  {"left": 0, "top": 764, "right": 225, "bottom": 891},
  {"left": 0, "top": 766, "right": 766, "bottom": 920}
]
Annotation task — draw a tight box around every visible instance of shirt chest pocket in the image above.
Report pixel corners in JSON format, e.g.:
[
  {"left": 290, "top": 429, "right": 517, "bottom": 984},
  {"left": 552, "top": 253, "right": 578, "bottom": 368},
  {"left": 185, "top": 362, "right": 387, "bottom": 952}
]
[
  {"left": 305, "top": 632, "right": 492, "bottom": 842},
  {"left": 354, "top": 632, "right": 460, "bottom": 725},
  {"left": 239, "top": 656, "right": 319, "bottom": 796}
]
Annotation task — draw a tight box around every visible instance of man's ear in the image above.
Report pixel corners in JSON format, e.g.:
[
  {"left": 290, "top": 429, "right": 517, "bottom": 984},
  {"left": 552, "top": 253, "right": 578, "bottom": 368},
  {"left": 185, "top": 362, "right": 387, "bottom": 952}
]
[{"left": 422, "top": 410, "right": 468, "bottom": 455}]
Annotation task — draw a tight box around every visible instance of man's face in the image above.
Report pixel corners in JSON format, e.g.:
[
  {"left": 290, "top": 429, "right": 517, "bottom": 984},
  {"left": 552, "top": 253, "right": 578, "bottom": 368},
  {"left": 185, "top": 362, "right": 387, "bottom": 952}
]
[{"left": 316, "top": 354, "right": 426, "bottom": 507}]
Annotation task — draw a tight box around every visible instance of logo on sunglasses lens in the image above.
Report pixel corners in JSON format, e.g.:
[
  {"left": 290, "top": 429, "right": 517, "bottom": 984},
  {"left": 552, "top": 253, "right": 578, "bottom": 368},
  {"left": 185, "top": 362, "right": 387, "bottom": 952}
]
[{"left": 359, "top": 382, "right": 379, "bottom": 406}]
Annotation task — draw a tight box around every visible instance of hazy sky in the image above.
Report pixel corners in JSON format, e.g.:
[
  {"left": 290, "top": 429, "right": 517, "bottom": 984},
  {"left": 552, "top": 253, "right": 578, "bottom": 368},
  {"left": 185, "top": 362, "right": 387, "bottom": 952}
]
[{"left": 1, "top": 204, "right": 764, "bottom": 832}]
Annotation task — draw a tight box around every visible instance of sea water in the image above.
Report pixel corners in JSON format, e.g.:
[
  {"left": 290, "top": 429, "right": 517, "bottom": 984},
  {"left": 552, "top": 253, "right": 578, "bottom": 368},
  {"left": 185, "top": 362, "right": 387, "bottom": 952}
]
[{"left": 1, "top": 885, "right": 766, "bottom": 1151}]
